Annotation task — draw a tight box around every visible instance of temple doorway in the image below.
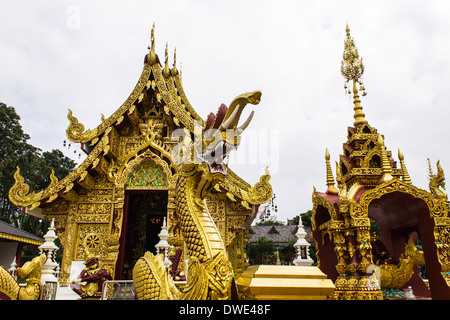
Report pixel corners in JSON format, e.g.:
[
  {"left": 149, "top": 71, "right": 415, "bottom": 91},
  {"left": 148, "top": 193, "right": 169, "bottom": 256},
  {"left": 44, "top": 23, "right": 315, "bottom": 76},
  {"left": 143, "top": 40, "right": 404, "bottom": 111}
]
[{"left": 118, "top": 190, "right": 168, "bottom": 280}]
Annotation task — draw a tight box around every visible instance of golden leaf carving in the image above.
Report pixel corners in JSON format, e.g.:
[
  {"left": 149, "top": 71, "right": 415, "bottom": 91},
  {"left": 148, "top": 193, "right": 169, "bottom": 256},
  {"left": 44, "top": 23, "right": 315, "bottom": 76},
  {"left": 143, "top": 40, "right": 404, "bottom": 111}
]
[
  {"left": 8, "top": 167, "right": 42, "bottom": 207},
  {"left": 66, "top": 109, "right": 97, "bottom": 143},
  {"left": 246, "top": 167, "right": 272, "bottom": 205}
]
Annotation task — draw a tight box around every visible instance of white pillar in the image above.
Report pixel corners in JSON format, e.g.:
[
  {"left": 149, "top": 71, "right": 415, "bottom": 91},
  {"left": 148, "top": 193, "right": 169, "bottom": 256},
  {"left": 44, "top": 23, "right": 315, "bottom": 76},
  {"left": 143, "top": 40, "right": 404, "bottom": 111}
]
[{"left": 39, "top": 219, "right": 59, "bottom": 284}]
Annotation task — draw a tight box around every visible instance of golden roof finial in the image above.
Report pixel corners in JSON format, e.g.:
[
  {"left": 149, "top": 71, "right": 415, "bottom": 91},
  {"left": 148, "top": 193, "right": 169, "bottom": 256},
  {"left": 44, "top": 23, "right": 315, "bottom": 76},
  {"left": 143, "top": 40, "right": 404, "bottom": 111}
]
[
  {"left": 341, "top": 24, "right": 368, "bottom": 127},
  {"left": 165, "top": 42, "right": 169, "bottom": 63},
  {"left": 163, "top": 42, "right": 170, "bottom": 77},
  {"left": 148, "top": 23, "right": 157, "bottom": 65},
  {"left": 171, "top": 47, "right": 178, "bottom": 76},
  {"left": 398, "top": 149, "right": 411, "bottom": 184},
  {"left": 173, "top": 47, "right": 177, "bottom": 67},
  {"left": 149, "top": 23, "right": 155, "bottom": 50},
  {"left": 325, "top": 148, "right": 339, "bottom": 195}
]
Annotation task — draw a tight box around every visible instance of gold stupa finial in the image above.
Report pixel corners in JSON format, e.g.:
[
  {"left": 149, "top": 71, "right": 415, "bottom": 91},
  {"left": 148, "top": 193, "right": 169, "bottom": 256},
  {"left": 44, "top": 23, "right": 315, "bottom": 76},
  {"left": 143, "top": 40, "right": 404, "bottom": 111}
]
[
  {"left": 341, "top": 24, "right": 368, "bottom": 127},
  {"left": 325, "top": 148, "right": 339, "bottom": 195},
  {"left": 398, "top": 149, "right": 412, "bottom": 184}
]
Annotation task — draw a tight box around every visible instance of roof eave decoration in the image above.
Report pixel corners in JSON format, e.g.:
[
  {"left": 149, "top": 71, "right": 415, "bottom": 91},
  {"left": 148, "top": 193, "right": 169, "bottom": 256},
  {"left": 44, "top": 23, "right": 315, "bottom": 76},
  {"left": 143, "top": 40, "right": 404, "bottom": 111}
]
[
  {"left": 9, "top": 131, "right": 111, "bottom": 210},
  {"left": 0, "top": 232, "right": 44, "bottom": 246},
  {"left": 9, "top": 142, "right": 271, "bottom": 211},
  {"left": 216, "top": 166, "right": 273, "bottom": 208}
]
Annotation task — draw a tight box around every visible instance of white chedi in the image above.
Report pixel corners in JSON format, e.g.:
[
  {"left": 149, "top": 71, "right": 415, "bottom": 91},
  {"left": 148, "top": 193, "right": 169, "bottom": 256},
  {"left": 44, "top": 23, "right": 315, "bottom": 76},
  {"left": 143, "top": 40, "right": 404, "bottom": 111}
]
[
  {"left": 38, "top": 219, "right": 59, "bottom": 284},
  {"left": 293, "top": 216, "right": 314, "bottom": 266},
  {"left": 154, "top": 217, "right": 172, "bottom": 267}
]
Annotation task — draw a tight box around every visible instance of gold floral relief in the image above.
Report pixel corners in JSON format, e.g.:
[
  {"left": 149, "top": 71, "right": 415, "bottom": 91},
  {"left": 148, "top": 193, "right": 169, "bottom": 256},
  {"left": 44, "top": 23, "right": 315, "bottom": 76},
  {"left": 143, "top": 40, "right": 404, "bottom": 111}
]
[
  {"left": 75, "top": 224, "right": 109, "bottom": 260},
  {"left": 77, "top": 203, "right": 112, "bottom": 215}
]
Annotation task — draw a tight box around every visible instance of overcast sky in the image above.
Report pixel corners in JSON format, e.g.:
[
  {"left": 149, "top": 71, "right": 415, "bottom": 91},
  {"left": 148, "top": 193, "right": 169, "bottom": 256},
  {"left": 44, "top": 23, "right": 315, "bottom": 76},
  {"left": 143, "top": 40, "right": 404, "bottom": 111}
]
[{"left": 1, "top": 1, "right": 450, "bottom": 223}]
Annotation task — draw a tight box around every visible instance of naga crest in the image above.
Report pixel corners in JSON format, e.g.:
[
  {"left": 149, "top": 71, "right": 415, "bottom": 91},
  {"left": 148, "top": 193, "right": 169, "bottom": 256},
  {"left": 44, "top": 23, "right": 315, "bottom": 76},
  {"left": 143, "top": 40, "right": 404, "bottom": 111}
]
[
  {"left": 173, "top": 90, "right": 261, "bottom": 178},
  {"left": 428, "top": 159, "right": 447, "bottom": 199}
]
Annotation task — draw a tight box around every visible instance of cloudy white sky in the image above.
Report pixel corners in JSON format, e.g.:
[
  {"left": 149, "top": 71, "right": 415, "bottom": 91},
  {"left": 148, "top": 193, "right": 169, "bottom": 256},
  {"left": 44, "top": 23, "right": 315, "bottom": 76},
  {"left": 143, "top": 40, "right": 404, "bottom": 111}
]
[{"left": 1, "top": 1, "right": 450, "bottom": 223}]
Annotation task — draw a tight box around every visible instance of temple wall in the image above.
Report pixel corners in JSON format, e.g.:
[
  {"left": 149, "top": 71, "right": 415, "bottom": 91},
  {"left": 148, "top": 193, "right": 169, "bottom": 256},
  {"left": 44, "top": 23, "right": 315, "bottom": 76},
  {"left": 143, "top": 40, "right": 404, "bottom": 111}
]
[{"left": 44, "top": 182, "right": 118, "bottom": 285}]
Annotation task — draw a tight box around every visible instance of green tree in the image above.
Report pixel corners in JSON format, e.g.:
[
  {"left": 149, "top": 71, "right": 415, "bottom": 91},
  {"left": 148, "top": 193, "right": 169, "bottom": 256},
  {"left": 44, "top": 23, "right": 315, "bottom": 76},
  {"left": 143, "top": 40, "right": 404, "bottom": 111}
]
[
  {"left": 245, "top": 236, "right": 276, "bottom": 265},
  {"left": 293, "top": 210, "right": 312, "bottom": 228},
  {"left": 41, "top": 149, "right": 76, "bottom": 186},
  {"left": 0, "top": 103, "right": 76, "bottom": 237},
  {"left": 0, "top": 103, "right": 42, "bottom": 225},
  {"left": 256, "top": 219, "right": 285, "bottom": 226},
  {"left": 279, "top": 236, "right": 297, "bottom": 263}
]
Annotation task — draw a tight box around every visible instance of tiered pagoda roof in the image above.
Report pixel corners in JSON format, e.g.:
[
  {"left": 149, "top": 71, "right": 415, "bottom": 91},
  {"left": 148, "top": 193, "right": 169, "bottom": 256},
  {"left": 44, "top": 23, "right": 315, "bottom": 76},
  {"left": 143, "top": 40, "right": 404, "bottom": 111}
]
[{"left": 316, "top": 25, "right": 412, "bottom": 205}]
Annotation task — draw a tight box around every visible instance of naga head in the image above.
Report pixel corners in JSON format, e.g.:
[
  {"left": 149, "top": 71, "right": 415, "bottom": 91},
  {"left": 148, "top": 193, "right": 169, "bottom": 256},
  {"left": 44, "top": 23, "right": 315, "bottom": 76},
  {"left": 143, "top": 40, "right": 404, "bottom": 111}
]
[
  {"left": 196, "top": 90, "right": 261, "bottom": 176},
  {"left": 17, "top": 253, "right": 47, "bottom": 281}
]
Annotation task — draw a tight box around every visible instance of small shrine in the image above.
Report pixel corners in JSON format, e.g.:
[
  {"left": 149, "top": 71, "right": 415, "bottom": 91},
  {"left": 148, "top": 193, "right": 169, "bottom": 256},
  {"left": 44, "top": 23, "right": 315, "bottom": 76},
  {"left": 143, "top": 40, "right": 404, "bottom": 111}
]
[{"left": 311, "top": 25, "right": 450, "bottom": 300}]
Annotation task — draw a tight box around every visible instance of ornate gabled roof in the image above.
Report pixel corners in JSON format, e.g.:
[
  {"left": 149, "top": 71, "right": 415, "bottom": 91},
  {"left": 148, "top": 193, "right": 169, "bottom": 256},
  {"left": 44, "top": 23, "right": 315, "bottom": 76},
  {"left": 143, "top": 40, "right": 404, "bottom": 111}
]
[{"left": 8, "top": 24, "right": 272, "bottom": 213}]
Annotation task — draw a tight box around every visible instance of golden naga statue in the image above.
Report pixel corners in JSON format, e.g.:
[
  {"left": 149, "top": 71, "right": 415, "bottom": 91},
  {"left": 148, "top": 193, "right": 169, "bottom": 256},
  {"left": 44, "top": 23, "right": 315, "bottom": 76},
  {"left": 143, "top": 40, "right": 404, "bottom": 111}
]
[
  {"left": 133, "top": 91, "right": 263, "bottom": 300},
  {"left": 428, "top": 159, "right": 447, "bottom": 199},
  {"left": 374, "top": 238, "right": 425, "bottom": 290},
  {"left": 0, "top": 253, "right": 47, "bottom": 300}
]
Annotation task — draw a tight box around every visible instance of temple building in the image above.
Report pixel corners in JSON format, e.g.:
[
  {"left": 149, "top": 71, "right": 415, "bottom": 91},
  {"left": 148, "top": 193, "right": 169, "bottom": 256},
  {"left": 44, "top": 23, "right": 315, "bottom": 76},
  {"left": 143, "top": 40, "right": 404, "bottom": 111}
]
[
  {"left": 311, "top": 25, "right": 450, "bottom": 300},
  {"left": 8, "top": 25, "right": 272, "bottom": 287}
]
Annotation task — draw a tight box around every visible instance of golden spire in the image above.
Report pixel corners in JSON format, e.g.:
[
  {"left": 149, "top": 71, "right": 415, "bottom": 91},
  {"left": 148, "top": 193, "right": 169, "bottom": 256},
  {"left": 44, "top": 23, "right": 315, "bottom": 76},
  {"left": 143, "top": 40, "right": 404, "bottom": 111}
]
[
  {"left": 171, "top": 47, "right": 178, "bottom": 76},
  {"left": 163, "top": 42, "right": 170, "bottom": 77},
  {"left": 325, "top": 148, "right": 339, "bottom": 195},
  {"left": 378, "top": 134, "right": 393, "bottom": 183},
  {"left": 398, "top": 149, "right": 411, "bottom": 184},
  {"left": 165, "top": 42, "right": 169, "bottom": 63},
  {"left": 148, "top": 23, "right": 157, "bottom": 65},
  {"left": 341, "top": 24, "right": 368, "bottom": 127}
]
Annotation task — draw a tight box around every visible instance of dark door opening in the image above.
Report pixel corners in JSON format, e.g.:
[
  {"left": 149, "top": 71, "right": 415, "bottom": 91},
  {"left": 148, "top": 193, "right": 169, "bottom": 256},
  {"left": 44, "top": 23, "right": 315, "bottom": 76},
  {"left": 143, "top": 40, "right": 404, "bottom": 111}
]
[{"left": 119, "top": 190, "right": 168, "bottom": 280}]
